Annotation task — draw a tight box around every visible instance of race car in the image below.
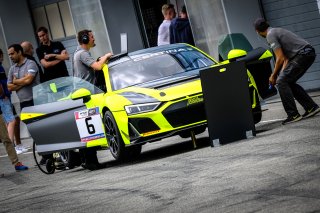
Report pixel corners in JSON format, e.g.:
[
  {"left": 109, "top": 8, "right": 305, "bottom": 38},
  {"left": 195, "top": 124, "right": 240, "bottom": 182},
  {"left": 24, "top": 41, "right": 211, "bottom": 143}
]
[{"left": 22, "top": 42, "right": 275, "bottom": 165}]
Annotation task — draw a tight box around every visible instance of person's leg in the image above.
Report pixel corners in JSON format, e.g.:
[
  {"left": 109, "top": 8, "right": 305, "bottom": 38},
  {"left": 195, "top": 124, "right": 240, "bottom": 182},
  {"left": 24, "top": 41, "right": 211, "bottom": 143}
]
[
  {"left": 276, "top": 65, "right": 299, "bottom": 117},
  {"left": 0, "top": 115, "right": 18, "bottom": 165},
  {"left": 276, "top": 52, "right": 316, "bottom": 117},
  {"left": 11, "top": 104, "right": 22, "bottom": 146},
  {"left": 79, "top": 147, "right": 100, "bottom": 170},
  {"left": 289, "top": 53, "right": 318, "bottom": 111},
  {"left": 0, "top": 99, "right": 16, "bottom": 144}
]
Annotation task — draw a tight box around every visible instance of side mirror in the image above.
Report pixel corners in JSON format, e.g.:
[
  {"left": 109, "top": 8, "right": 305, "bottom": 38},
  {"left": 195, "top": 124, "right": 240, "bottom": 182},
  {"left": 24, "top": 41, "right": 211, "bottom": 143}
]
[
  {"left": 227, "top": 49, "right": 247, "bottom": 61},
  {"left": 71, "top": 88, "right": 92, "bottom": 103}
]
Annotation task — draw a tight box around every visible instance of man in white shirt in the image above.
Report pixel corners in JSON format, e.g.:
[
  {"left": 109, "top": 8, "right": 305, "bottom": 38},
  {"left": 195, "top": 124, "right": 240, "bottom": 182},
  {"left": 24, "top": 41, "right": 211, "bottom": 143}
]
[{"left": 157, "top": 4, "right": 176, "bottom": 46}]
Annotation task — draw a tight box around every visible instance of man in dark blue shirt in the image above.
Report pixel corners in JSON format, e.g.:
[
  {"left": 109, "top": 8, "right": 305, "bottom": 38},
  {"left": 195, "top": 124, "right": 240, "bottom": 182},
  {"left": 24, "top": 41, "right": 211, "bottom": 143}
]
[{"left": 169, "top": 5, "right": 195, "bottom": 46}]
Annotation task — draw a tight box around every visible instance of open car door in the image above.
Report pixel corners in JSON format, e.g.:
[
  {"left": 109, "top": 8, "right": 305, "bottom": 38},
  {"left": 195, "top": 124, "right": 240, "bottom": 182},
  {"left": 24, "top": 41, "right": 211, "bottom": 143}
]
[
  {"left": 218, "top": 33, "right": 277, "bottom": 100},
  {"left": 21, "top": 77, "right": 108, "bottom": 155}
]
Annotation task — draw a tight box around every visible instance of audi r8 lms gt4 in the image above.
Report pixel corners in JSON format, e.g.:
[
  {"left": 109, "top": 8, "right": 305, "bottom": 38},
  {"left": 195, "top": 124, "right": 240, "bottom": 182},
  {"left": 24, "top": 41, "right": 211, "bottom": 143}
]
[{"left": 22, "top": 43, "right": 275, "bottom": 163}]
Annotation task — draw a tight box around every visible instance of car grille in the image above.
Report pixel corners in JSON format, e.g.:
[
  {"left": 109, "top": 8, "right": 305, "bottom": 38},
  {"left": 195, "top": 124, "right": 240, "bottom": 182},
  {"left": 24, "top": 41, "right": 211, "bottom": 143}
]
[
  {"left": 129, "top": 118, "right": 160, "bottom": 134},
  {"left": 162, "top": 96, "right": 206, "bottom": 128}
]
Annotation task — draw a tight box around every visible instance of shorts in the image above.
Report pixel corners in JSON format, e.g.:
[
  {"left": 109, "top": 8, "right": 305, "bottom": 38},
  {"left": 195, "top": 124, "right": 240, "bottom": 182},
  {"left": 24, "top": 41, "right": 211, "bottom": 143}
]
[{"left": 0, "top": 99, "right": 15, "bottom": 123}]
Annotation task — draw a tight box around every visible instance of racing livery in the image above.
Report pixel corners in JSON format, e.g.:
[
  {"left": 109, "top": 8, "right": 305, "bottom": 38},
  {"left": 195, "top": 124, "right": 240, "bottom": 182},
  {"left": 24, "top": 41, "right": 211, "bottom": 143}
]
[{"left": 22, "top": 43, "right": 275, "bottom": 163}]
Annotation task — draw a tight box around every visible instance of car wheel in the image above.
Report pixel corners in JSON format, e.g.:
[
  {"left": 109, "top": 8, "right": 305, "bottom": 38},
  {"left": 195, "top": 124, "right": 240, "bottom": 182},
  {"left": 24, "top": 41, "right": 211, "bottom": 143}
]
[
  {"left": 103, "top": 111, "right": 126, "bottom": 161},
  {"left": 61, "top": 150, "right": 81, "bottom": 169}
]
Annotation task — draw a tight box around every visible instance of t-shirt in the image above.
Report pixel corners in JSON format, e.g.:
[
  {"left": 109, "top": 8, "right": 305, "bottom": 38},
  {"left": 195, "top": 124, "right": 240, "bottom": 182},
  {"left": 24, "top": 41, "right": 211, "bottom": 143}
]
[
  {"left": 72, "top": 46, "right": 96, "bottom": 84},
  {"left": 158, "top": 20, "right": 172, "bottom": 46},
  {"left": 7, "top": 58, "right": 39, "bottom": 102},
  {"left": 36, "top": 41, "right": 69, "bottom": 81},
  {"left": 267, "top": 27, "right": 309, "bottom": 59}
]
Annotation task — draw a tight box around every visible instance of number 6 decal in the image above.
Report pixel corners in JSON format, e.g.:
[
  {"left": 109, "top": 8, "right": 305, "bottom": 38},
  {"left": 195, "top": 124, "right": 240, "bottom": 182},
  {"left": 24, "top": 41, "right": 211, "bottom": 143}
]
[
  {"left": 75, "top": 107, "right": 105, "bottom": 142},
  {"left": 85, "top": 117, "right": 96, "bottom": 134}
]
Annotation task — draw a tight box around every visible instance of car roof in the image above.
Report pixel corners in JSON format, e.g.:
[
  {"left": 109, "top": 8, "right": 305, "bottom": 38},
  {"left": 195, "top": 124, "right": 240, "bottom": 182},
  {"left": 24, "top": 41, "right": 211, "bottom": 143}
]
[
  {"left": 108, "top": 43, "right": 192, "bottom": 66},
  {"left": 129, "top": 43, "right": 190, "bottom": 56}
]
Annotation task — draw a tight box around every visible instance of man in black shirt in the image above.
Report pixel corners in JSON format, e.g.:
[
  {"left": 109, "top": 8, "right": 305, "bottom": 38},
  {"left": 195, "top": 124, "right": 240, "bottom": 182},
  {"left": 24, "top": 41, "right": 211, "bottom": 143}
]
[{"left": 36, "top": 26, "right": 69, "bottom": 82}]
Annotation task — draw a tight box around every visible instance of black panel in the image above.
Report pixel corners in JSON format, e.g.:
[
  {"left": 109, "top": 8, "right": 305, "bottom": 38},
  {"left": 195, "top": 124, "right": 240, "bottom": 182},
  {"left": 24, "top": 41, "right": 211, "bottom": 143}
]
[
  {"left": 200, "top": 62, "right": 256, "bottom": 145},
  {"left": 163, "top": 101, "right": 206, "bottom": 128},
  {"left": 129, "top": 117, "right": 160, "bottom": 133}
]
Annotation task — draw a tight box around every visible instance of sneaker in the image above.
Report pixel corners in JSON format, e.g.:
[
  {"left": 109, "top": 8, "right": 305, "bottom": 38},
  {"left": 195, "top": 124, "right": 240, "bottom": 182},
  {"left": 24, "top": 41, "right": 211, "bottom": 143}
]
[
  {"left": 302, "top": 106, "right": 320, "bottom": 118},
  {"left": 15, "top": 145, "right": 28, "bottom": 154},
  {"left": 15, "top": 162, "right": 28, "bottom": 171},
  {"left": 15, "top": 148, "right": 23, "bottom": 155},
  {"left": 282, "top": 114, "right": 302, "bottom": 125}
]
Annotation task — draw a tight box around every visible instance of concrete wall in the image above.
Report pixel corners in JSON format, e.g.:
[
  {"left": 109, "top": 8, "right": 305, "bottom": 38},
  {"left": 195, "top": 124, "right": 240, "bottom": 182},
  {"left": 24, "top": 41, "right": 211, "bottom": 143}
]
[
  {"left": 223, "top": 0, "right": 266, "bottom": 49},
  {"left": 0, "top": 0, "right": 37, "bottom": 52},
  {"left": 0, "top": 0, "right": 37, "bottom": 138},
  {"left": 100, "top": 0, "right": 144, "bottom": 53}
]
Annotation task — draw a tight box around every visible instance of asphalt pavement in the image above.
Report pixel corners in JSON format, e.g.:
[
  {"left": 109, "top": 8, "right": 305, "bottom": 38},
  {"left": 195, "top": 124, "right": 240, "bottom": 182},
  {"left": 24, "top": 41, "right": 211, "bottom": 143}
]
[{"left": 0, "top": 90, "right": 320, "bottom": 213}]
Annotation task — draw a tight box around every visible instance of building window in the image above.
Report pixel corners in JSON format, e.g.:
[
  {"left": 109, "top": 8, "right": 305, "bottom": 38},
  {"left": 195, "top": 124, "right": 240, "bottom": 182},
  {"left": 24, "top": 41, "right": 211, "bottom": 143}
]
[{"left": 32, "top": 0, "right": 75, "bottom": 40}]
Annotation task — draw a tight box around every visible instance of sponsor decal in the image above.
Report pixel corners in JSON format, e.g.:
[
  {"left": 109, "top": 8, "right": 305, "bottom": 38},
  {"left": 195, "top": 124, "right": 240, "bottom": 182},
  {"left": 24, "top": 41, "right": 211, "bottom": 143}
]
[
  {"left": 133, "top": 47, "right": 194, "bottom": 62},
  {"left": 142, "top": 130, "right": 160, "bottom": 136},
  {"left": 187, "top": 96, "right": 203, "bottom": 106}
]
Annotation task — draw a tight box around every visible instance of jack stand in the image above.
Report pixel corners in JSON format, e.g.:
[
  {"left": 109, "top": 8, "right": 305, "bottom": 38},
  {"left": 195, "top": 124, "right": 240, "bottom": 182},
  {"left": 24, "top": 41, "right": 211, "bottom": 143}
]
[{"left": 190, "top": 131, "right": 197, "bottom": 149}]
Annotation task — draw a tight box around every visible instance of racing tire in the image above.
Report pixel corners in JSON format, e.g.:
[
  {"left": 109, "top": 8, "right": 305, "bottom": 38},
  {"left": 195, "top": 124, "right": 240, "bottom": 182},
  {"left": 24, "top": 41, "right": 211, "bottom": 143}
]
[
  {"left": 103, "top": 111, "right": 126, "bottom": 161},
  {"left": 61, "top": 150, "right": 82, "bottom": 169}
]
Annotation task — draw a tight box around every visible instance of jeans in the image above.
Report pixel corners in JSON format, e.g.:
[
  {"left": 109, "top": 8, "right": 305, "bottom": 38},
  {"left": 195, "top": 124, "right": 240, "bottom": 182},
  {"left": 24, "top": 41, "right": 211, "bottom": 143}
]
[
  {"left": 0, "top": 115, "right": 18, "bottom": 165},
  {"left": 276, "top": 48, "right": 317, "bottom": 117}
]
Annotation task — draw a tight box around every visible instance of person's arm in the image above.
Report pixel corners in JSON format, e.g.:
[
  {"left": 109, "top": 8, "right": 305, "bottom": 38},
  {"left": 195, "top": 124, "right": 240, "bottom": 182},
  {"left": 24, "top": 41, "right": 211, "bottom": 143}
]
[
  {"left": 12, "top": 74, "right": 35, "bottom": 86},
  {"left": 0, "top": 84, "right": 4, "bottom": 98},
  {"left": 39, "top": 42, "right": 69, "bottom": 69},
  {"left": 40, "top": 58, "right": 61, "bottom": 69},
  {"left": 90, "top": 53, "right": 113, "bottom": 71},
  {"left": 44, "top": 49, "right": 69, "bottom": 61},
  {"left": 7, "top": 82, "right": 23, "bottom": 91},
  {"left": 269, "top": 47, "right": 287, "bottom": 85}
]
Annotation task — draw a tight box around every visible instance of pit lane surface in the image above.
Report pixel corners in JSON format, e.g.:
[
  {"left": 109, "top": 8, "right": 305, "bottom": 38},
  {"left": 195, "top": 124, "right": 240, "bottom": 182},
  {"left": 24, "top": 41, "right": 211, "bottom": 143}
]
[{"left": 1, "top": 92, "right": 320, "bottom": 213}]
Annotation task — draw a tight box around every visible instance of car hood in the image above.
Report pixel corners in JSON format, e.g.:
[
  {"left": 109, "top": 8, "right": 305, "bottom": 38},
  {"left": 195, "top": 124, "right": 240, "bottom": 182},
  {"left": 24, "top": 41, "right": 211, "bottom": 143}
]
[{"left": 114, "top": 70, "right": 203, "bottom": 105}]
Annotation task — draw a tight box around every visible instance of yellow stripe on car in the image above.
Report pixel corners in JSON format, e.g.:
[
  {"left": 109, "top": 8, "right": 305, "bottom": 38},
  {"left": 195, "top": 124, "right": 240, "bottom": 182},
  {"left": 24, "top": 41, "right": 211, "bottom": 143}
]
[{"left": 21, "top": 113, "right": 45, "bottom": 121}]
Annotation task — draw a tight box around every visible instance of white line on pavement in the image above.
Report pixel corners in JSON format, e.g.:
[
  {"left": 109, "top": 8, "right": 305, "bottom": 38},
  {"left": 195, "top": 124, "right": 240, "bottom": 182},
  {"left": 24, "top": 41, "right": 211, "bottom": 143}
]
[{"left": 0, "top": 151, "right": 33, "bottom": 159}]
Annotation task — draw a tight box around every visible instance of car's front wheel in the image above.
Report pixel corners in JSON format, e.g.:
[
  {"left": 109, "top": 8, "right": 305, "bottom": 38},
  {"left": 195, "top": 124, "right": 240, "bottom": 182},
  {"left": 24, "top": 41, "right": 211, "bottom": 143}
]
[{"left": 103, "top": 111, "right": 126, "bottom": 161}]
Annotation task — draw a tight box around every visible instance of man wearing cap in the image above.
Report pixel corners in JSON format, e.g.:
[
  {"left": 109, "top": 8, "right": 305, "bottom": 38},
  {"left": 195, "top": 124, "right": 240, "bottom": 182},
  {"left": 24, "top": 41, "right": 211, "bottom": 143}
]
[{"left": 254, "top": 18, "right": 320, "bottom": 125}]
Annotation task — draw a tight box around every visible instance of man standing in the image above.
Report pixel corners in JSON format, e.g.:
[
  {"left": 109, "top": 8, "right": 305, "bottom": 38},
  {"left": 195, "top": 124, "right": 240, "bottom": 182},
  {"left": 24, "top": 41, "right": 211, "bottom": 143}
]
[
  {"left": 169, "top": 5, "right": 195, "bottom": 46},
  {"left": 254, "top": 18, "right": 320, "bottom": 125},
  {"left": 73, "top": 29, "right": 112, "bottom": 170},
  {"left": 7, "top": 44, "right": 39, "bottom": 110},
  {"left": 0, "top": 48, "right": 27, "bottom": 154},
  {"left": 157, "top": 4, "right": 176, "bottom": 46},
  {"left": 36, "top": 26, "right": 69, "bottom": 82},
  {"left": 73, "top": 29, "right": 112, "bottom": 84},
  {"left": 21, "top": 41, "right": 44, "bottom": 83}
]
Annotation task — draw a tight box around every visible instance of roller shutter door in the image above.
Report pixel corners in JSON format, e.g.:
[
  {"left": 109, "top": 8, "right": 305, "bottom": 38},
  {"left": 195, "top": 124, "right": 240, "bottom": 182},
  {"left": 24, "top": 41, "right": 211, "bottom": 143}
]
[{"left": 261, "top": 0, "right": 320, "bottom": 90}]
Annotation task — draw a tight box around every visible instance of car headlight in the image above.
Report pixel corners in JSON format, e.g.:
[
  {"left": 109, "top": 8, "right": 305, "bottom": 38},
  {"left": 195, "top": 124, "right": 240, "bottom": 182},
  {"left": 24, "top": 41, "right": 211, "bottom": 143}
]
[{"left": 125, "top": 102, "right": 161, "bottom": 115}]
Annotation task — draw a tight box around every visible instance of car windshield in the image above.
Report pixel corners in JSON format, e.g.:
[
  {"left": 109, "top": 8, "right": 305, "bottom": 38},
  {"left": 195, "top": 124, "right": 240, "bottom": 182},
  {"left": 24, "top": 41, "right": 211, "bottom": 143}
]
[
  {"left": 108, "top": 48, "right": 215, "bottom": 91},
  {"left": 32, "top": 76, "right": 103, "bottom": 105}
]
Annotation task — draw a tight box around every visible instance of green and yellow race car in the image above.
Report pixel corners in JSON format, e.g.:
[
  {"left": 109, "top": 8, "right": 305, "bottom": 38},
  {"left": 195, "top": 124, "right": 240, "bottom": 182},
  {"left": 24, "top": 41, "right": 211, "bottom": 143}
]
[{"left": 22, "top": 42, "right": 275, "bottom": 169}]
